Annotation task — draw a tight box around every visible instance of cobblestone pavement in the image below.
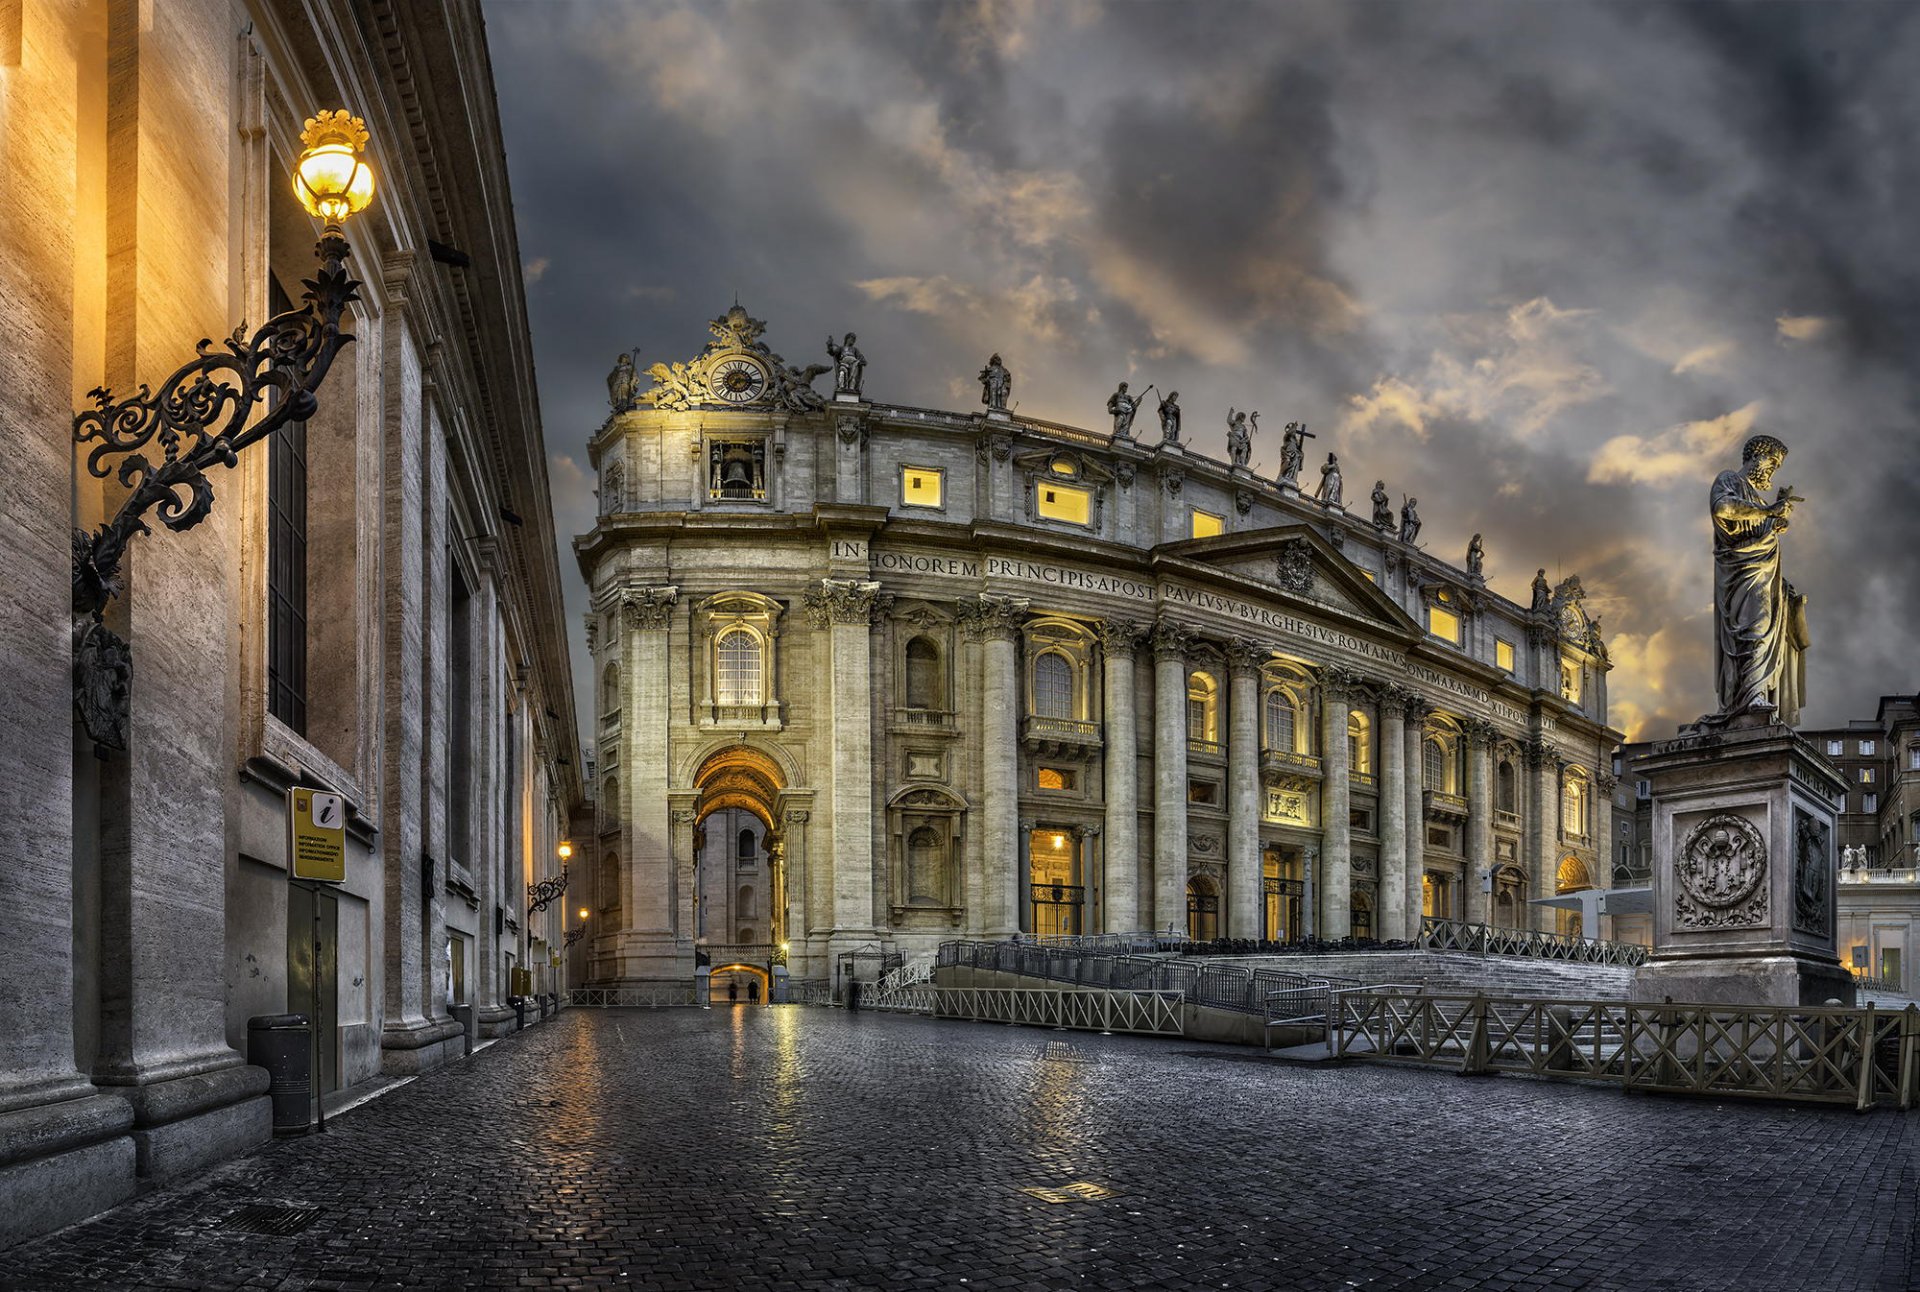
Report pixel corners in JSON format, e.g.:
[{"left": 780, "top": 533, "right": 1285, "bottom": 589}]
[{"left": 3, "top": 1007, "right": 1916, "bottom": 1291}]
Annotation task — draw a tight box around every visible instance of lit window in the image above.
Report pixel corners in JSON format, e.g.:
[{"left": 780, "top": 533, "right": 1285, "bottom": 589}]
[
  {"left": 900, "top": 466, "right": 943, "bottom": 509},
  {"left": 1860, "top": 740, "right": 1877, "bottom": 756},
  {"left": 1190, "top": 509, "right": 1224, "bottom": 539},
  {"left": 1361, "top": 570, "right": 1376, "bottom": 583},
  {"left": 715, "top": 628, "right": 762, "bottom": 705},
  {"left": 1188, "top": 780, "right": 1217, "bottom": 805},
  {"left": 1347, "top": 710, "right": 1371, "bottom": 775},
  {"left": 1187, "top": 672, "right": 1218, "bottom": 743},
  {"left": 1560, "top": 659, "right": 1582, "bottom": 705},
  {"left": 1037, "top": 483, "right": 1091, "bottom": 525},
  {"left": 1428, "top": 605, "right": 1461, "bottom": 644},
  {"left": 1495, "top": 639, "right": 1516, "bottom": 672},
  {"left": 1036, "top": 767, "right": 1076, "bottom": 792},
  {"left": 1860, "top": 767, "right": 1876, "bottom": 784},
  {"left": 1265, "top": 689, "right": 1301, "bottom": 753},
  {"left": 1827, "top": 740, "right": 1844, "bottom": 757},
  {"left": 1562, "top": 772, "right": 1588, "bottom": 838},
  {"left": 1051, "top": 457, "right": 1077, "bottom": 476},
  {"left": 1032, "top": 652, "right": 1074, "bottom": 719}
]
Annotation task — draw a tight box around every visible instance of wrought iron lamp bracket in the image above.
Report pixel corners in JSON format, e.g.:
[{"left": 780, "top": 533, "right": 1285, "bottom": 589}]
[
  {"left": 70, "top": 228, "right": 363, "bottom": 757},
  {"left": 563, "top": 926, "right": 586, "bottom": 949},
  {"left": 528, "top": 872, "right": 569, "bottom": 915}
]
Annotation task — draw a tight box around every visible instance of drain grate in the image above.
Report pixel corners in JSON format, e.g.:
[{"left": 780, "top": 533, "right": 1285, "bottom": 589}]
[
  {"left": 219, "top": 1204, "right": 324, "bottom": 1236},
  {"left": 1021, "top": 1182, "right": 1117, "bottom": 1204},
  {"left": 1040, "top": 1041, "right": 1091, "bottom": 1065}
]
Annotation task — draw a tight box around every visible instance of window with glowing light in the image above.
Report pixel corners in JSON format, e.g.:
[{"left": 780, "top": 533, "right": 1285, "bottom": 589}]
[
  {"left": 1032, "top": 651, "right": 1075, "bottom": 719},
  {"left": 1427, "top": 605, "right": 1461, "bottom": 644},
  {"left": 1560, "top": 659, "right": 1583, "bottom": 705},
  {"left": 900, "top": 466, "right": 943, "bottom": 509},
  {"left": 1187, "top": 672, "right": 1218, "bottom": 743},
  {"left": 1348, "top": 710, "right": 1371, "bottom": 776},
  {"left": 1495, "top": 638, "right": 1516, "bottom": 672},
  {"left": 1190, "top": 509, "right": 1224, "bottom": 539},
  {"left": 1037, "top": 483, "right": 1091, "bottom": 525},
  {"left": 715, "top": 627, "right": 763, "bottom": 705},
  {"left": 1028, "top": 827, "right": 1082, "bottom": 937}
]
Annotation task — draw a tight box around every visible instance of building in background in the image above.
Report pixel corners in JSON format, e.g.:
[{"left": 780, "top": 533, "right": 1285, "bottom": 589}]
[
  {"left": 576, "top": 308, "right": 1620, "bottom": 998},
  {"left": 1807, "top": 696, "right": 1920, "bottom": 993},
  {"left": 0, "top": 0, "right": 578, "bottom": 1247}
]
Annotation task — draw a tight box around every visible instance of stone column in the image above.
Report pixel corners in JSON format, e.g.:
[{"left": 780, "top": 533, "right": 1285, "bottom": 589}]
[
  {"left": 1377, "top": 689, "right": 1409, "bottom": 941},
  {"left": 1097, "top": 619, "right": 1144, "bottom": 932},
  {"left": 621, "top": 587, "right": 677, "bottom": 962},
  {"left": 1318, "top": 670, "right": 1353, "bottom": 937},
  {"left": 1403, "top": 697, "right": 1429, "bottom": 942},
  {"left": 806, "top": 578, "right": 889, "bottom": 943},
  {"left": 671, "top": 804, "right": 699, "bottom": 942},
  {"left": 1464, "top": 720, "right": 1496, "bottom": 926},
  {"left": 962, "top": 595, "right": 1026, "bottom": 936},
  {"left": 1151, "top": 620, "right": 1193, "bottom": 933},
  {"left": 1528, "top": 740, "right": 1560, "bottom": 934},
  {"left": 1594, "top": 770, "right": 1618, "bottom": 910},
  {"left": 1225, "top": 640, "right": 1265, "bottom": 939}
]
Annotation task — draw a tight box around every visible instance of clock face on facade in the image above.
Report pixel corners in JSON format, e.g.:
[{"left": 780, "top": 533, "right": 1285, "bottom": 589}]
[{"left": 708, "top": 356, "right": 768, "bottom": 404}]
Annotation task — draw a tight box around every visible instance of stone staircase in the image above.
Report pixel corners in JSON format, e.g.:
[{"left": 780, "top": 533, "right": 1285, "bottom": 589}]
[{"left": 1202, "top": 950, "right": 1637, "bottom": 1001}]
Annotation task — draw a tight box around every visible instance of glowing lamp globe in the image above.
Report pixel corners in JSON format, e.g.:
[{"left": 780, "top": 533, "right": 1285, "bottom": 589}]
[
  {"left": 294, "top": 110, "right": 376, "bottom": 226},
  {"left": 577, "top": 907, "right": 590, "bottom": 922},
  {"left": 556, "top": 840, "right": 574, "bottom": 861}
]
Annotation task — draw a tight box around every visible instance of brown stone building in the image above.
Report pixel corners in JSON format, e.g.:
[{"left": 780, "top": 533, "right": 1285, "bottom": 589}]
[{"left": 0, "top": 0, "right": 578, "bottom": 1247}]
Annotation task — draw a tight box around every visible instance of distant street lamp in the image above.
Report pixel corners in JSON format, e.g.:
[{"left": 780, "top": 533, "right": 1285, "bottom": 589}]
[
  {"left": 72, "top": 110, "right": 377, "bottom": 756},
  {"left": 564, "top": 907, "right": 588, "bottom": 950},
  {"left": 556, "top": 840, "right": 574, "bottom": 861}
]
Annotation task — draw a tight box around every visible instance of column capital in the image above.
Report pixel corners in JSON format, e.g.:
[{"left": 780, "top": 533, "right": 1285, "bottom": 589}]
[
  {"left": 1379, "top": 684, "right": 1417, "bottom": 719},
  {"left": 1321, "top": 664, "right": 1369, "bottom": 700},
  {"left": 805, "top": 577, "right": 892, "bottom": 628},
  {"left": 1096, "top": 617, "right": 1146, "bottom": 658},
  {"left": 957, "top": 593, "right": 1028, "bottom": 642},
  {"left": 1596, "top": 769, "right": 1620, "bottom": 794},
  {"left": 1401, "top": 691, "right": 1432, "bottom": 723},
  {"left": 1224, "top": 638, "right": 1268, "bottom": 677},
  {"left": 1524, "top": 738, "right": 1563, "bottom": 770},
  {"left": 1150, "top": 617, "right": 1193, "bottom": 662},
  {"left": 621, "top": 585, "right": 679, "bottom": 631},
  {"left": 1462, "top": 716, "right": 1499, "bottom": 747}
]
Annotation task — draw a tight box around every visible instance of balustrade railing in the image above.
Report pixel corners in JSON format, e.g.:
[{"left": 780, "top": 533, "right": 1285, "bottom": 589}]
[
  {"left": 1417, "top": 917, "right": 1650, "bottom": 967},
  {"left": 937, "top": 939, "right": 1355, "bottom": 1017},
  {"left": 1332, "top": 989, "right": 1919, "bottom": 1111}
]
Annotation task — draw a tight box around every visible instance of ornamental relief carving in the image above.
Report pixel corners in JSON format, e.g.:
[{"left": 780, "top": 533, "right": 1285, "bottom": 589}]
[
  {"left": 1095, "top": 617, "right": 1145, "bottom": 657},
  {"left": 804, "top": 578, "right": 891, "bottom": 627},
  {"left": 1273, "top": 538, "right": 1314, "bottom": 595},
  {"left": 1792, "top": 810, "right": 1831, "bottom": 936},
  {"left": 1150, "top": 618, "right": 1193, "bottom": 661},
  {"left": 1674, "top": 813, "right": 1770, "bottom": 931},
  {"left": 957, "top": 594, "right": 1029, "bottom": 642},
  {"left": 621, "top": 585, "right": 679, "bottom": 631}
]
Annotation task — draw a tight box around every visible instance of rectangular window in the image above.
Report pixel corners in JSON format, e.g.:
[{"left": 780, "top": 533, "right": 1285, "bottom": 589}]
[
  {"left": 1190, "top": 509, "right": 1223, "bottom": 539},
  {"left": 1860, "top": 740, "right": 1877, "bottom": 756},
  {"left": 1882, "top": 948, "right": 1902, "bottom": 985},
  {"left": 1427, "top": 605, "right": 1460, "bottom": 644},
  {"left": 1910, "top": 746, "right": 1920, "bottom": 771},
  {"left": 900, "top": 465, "right": 943, "bottom": 509},
  {"left": 1495, "top": 639, "right": 1515, "bottom": 672},
  {"left": 1036, "top": 767, "right": 1076, "bottom": 792},
  {"left": 1863, "top": 793, "right": 1878, "bottom": 813},
  {"left": 1187, "top": 780, "right": 1217, "bottom": 806},
  {"left": 1635, "top": 779, "right": 1650, "bottom": 799},
  {"left": 1560, "top": 660, "right": 1582, "bottom": 705},
  {"left": 266, "top": 280, "right": 308, "bottom": 735},
  {"left": 1350, "top": 807, "right": 1374, "bottom": 834},
  {"left": 1427, "top": 824, "right": 1452, "bottom": 850},
  {"left": 1037, "top": 483, "right": 1091, "bottom": 525},
  {"left": 1860, "top": 767, "right": 1876, "bottom": 784},
  {"left": 1827, "top": 740, "right": 1844, "bottom": 757}
]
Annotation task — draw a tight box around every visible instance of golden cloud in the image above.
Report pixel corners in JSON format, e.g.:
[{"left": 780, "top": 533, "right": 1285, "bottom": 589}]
[{"left": 1587, "top": 401, "right": 1761, "bottom": 487}]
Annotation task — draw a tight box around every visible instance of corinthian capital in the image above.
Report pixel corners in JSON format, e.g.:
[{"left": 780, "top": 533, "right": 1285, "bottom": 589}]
[
  {"left": 804, "top": 577, "right": 892, "bottom": 628},
  {"left": 957, "top": 593, "right": 1029, "bottom": 642},
  {"left": 1224, "top": 638, "right": 1269, "bottom": 676},
  {"left": 621, "top": 585, "right": 679, "bottom": 631},
  {"left": 1379, "top": 684, "right": 1416, "bottom": 719},
  {"left": 1150, "top": 617, "right": 1193, "bottom": 661},
  {"left": 1320, "top": 664, "right": 1368, "bottom": 699},
  {"left": 1096, "top": 617, "right": 1146, "bottom": 658},
  {"left": 1462, "top": 716, "right": 1499, "bottom": 746}
]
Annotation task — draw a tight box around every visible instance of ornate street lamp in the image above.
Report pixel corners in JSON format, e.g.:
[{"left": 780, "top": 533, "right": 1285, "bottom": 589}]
[
  {"left": 564, "top": 906, "right": 589, "bottom": 949},
  {"left": 527, "top": 871, "right": 568, "bottom": 915},
  {"left": 71, "top": 110, "right": 377, "bottom": 755}
]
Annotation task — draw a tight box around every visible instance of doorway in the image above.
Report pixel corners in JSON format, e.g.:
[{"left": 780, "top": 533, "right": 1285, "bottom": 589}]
[{"left": 286, "top": 881, "right": 339, "bottom": 1097}]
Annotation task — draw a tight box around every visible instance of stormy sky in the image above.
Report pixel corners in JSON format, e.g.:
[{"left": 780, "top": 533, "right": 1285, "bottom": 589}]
[{"left": 486, "top": 0, "right": 1920, "bottom": 745}]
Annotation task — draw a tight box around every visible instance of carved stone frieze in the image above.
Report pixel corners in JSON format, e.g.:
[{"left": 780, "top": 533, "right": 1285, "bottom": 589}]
[
  {"left": 784, "top": 809, "right": 810, "bottom": 824},
  {"left": 957, "top": 594, "right": 1029, "bottom": 642},
  {"left": 804, "top": 577, "right": 891, "bottom": 628},
  {"left": 1321, "top": 664, "right": 1368, "bottom": 699},
  {"left": 1461, "top": 716, "right": 1499, "bottom": 746},
  {"left": 1596, "top": 770, "right": 1620, "bottom": 794},
  {"left": 1274, "top": 538, "right": 1314, "bottom": 595},
  {"left": 835, "top": 414, "right": 867, "bottom": 448},
  {"left": 1160, "top": 467, "right": 1184, "bottom": 496},
  {"left": 1115, "top": 462, "right": 1136, "bottom": 489},
  {"left": 1675, "top": 813, "right": 1770, "bottom": 931},
  {"left": 1191, "top": 834, "right": 1221, "bottom": 856},
  {"left": 637, "top": 304, "right": 830, "bottom": 413},
  {"left": 1378, "top": 684, "right": 1416, "bottom": 719},
  {"left": 621, "top": 585, "right": 679, "bottom": 631},
  {"left": 1792, "top": 809, "right": 1831, "bottom": 936}
]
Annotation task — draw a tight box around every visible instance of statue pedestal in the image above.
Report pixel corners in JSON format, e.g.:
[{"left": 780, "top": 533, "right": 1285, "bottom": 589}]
[{"left": 1634, "top": 721, "right": 1849, "bottom": 1006}]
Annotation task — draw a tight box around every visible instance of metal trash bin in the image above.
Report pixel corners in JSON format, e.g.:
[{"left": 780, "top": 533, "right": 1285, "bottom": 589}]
[
  {"left": 247, "top": 1013, "right": 311, "bottom": 1137},
  {"left": 450, "top": 1003, "right": 474, "bottom": 1056}
]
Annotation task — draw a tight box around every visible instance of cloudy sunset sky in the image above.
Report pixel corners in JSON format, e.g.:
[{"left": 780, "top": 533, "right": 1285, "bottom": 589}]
[{"left": 486, "top": 0, "right": 1920, "bottom": 743}]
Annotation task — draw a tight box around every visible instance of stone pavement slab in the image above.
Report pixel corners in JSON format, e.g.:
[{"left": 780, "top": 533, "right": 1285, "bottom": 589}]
[{"left": 1, "top": 1007, "right": 1914, "bottom": 1290}]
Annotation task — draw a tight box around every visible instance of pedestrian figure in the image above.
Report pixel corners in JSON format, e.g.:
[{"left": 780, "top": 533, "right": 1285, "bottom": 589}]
[
  {"left": 728, "top": 980, "right": 738, "bottom": 1004},
  {"left": 847, "top": 979, "right": 861, "bottom": 1012},
  {"left": 748, "top": 980, "right": 760, "bottom": 1004}
]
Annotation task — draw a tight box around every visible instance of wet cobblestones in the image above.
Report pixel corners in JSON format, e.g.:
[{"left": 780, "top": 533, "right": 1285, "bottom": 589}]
[{"left": 1, "top": 1007, "right": 1914, "bottom": 1290}]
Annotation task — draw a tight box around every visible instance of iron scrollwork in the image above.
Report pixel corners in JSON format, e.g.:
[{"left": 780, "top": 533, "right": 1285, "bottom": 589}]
[
  {"left": 563, "top": 926, "right": 587, "bottom": 950},
  {"left": 528, "top": 872, "right": 570, "bottom": 915},
  {"left": 71, "top": 227, "right": 364, "bottom": 756}
]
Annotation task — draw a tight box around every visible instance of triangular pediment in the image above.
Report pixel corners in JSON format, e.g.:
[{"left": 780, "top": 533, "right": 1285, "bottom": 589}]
[{"left": 1160, "top": 524, "right": 1422, "bottom": 635}]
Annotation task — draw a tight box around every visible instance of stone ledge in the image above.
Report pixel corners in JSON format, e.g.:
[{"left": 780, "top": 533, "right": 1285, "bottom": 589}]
[
  {"left": 114, "top": 1061, "right": 268, "bottom": 1130},
  {"left": 132, "top": 1094, "right": 269, "bottom": 1182},
  {"left": 0, "top": 1093, "right": 133, "bottom": 1172},
  {"left": 0, "top": 1137, "right": 136, "bottom": 1251}
]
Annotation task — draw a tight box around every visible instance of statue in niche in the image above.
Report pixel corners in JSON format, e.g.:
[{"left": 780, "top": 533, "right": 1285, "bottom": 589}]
[
  {"left": 607, "top": 350, "right": 639, "bottom": 412},
  {"left": 1157, "top": 390, "right": 1182, "bottom": 443},
  {"left": 1399, "top": 497, "right": 1422, "bottom": 544},
  {"left": 1280, "top": 421, "right": 1314, "bottom": 485},
  {"left": 827, "top": 333, "right": 866, "bottom": 398},
  {"left": 1107, "top": 381, "right": 1149, "bottom": 439},
  {"left": 979, "top": 353, "right": 1012, "bottom": 411},
  {"left": 1531, "top": 569, "right": 1552, "bottom": 613},
  {"left": 1371, "top": 480, "right": 1393, "bottom": 529},
  {"left": 1708, "top": 433, "right": 1807, "bottom": 726},
  {"left": 1315, "top": 452, "right": 1343, "bottom": 506},
  {"left": 1467, "top": 533, "right": 1485, "bottom": 578},
  {"left": 1226, "top": 408, "right": 1256, "bottom": 468}
]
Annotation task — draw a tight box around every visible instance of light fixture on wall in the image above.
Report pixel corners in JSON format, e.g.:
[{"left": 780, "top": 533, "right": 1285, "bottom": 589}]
[
  {"left": 556, "top": 840, "right": 573, "bottom": 861},
  {"left": 71, "top": 110, "right": 377, "bottom": 756}
]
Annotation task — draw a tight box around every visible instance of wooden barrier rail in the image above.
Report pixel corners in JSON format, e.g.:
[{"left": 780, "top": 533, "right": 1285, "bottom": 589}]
[{"left": 873, "top": 985, "right": 1185, "bottom": 1037}]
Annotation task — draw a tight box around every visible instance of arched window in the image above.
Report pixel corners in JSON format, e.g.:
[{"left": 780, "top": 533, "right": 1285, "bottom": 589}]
[
  {"left": 601, "top": 662, "right": 620, "bottom": 716},
  {"left": 905, "top": 636, "right": 943, "bottom": 710},
  {"left": 738, "top": 828, "right": 756, "bottom": 862},
  {"left": 600, "top": 776, "right": 619, "bottom": 831},
  {"left": 715, "top": 628, "right": 762, "bottom": 705},
  {"left": 1556, "top": 854, "right": 1593, "bottom": 894},
  {"left": 1265, "top": 689, "right": 1297, "bottom": 754},
  {"left": 908, "top": 825, "right": 943, "bottom": 904},
  {"left": 599, "top": 852, "right": 621, "bottom": 924},
  {"left": 1033, "top": 651, "right": 1074, "bottom": 719},
  {"left": 1424, "top": 738, "right": 1446, "bottom": 791},
  {"left": 1497, "top": 760, "right": 1517, "bottom": 814},
  {"left": 1348, "top": 710, "right": 1371, "bottom": 776},
  {"left": 1562, "top": 770, "right": 1589, "bottom": 839},
  {"left": 1187, "top": 672, "right": 1218, "bottom": 743},
  {"left": 738, "top": 885, "right": 755, "bottom": 917},
  {"left": 1424, "top": 722, "right": 1461, "bottom": 794}
]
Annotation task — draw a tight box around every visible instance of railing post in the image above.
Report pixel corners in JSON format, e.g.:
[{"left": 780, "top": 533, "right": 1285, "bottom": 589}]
[
  {"left": 1460, "top": 992, "right": 1491, "bottom": 1076},
  {"left": 1855, "top": 1004, "right": 1879, "bottom": 1112}
]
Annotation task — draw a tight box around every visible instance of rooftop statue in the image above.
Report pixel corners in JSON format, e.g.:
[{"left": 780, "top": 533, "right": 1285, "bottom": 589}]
[
  {"left": 1709, "top": 434, "right": 1807, "bottom": 726},
  {"left": 1315, "top": 452, "right": 1343, "bottom": 507},
  {"left": 1280, "top": 421, "right": 1314, "bottom": 485},
  {"left": 1157, "top": 390, "right": 1181, "bottom": 443},
  {"left": 1399, "top": 497, "right": 1421, "bottom": 544},
  {"left": 979, "top": 353, "right": 1012, "bottom": 411},
  {"left": 827, "top": 333, "right": 865, "bottom": 398},
  {"left": 1531, "top": 568, "right": 1552, "bottom": 612},
  {"left": 1226, "top": 408, "right": 1256, "bottom": 468},
  {"left": 1371, "top": 480, "right": 1393, "bottom": 530},
  {"left": 607, "top": 350, "right": 639, "bottom": 412},
  {"left": 1466, "top": 533, "right": 1485, "bottom": 579},
  {"left": 1108, "top": 380, "right": 1151, "bottom": 439}
]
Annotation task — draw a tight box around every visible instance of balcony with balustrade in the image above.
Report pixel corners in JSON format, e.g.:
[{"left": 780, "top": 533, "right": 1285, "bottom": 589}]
[{"left": 1022, "top": 715, "right": 1102, "bottom": 759}]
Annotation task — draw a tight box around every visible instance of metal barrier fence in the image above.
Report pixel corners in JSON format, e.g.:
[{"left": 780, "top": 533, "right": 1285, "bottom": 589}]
[
  {"left": 938, "top": 939, "right": 1355, "bottom": 1016},
  {"left": 1031, "top": 930, "right": 1189, "bottom": 952},
  {"left": 1332, "top": 988, "right": 1920, "bottom": 1111},
  {"left": 898, "top": 986, "right": 1186, "bottom": 1036},
  {"left": 568, "top": 985, "right": 697, "bottom": 1008},
  {"left": 1416, "top": 917, "right": 1650, "bottom": 967},
  {"left": 786, "top": 977, "right": 834, "bottom": 1005}
]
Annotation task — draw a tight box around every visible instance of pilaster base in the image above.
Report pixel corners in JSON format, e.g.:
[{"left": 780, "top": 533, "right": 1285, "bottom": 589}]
[
  {"left": 1635, "top": 953, "right": 1856, "bottom": 1008},
  {"left": 0, "top": 1093, "right": 136, "bottom": 1248},
  {"left": 113, "top": 1062, "right": 270, "bottom": 1182},
  {"left": 379, "top": 1017, "right": 467, "bottom": 1075}
]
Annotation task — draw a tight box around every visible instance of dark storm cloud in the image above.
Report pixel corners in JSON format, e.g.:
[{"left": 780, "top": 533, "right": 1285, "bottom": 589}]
[{"left": 485, "top": 0, "right": 1920, "bottom": 743}]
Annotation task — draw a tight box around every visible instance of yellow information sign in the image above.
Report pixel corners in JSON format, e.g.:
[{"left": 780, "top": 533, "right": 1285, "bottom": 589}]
[{"left": 289, "top": 787, "right": 346, "bottom": 883}]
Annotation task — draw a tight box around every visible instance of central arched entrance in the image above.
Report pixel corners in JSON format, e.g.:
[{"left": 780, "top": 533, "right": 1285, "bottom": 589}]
[
  {"left": 691, "top": 746, "right": 789, "bottom": 974},
  {"left": 708, "top": 962, "right": 771, "bottom": 1005}
]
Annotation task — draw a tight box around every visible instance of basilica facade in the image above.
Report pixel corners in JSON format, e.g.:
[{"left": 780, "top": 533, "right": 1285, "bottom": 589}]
[{"left": 575, "top": 308, "right": 1619, "bottom": 992}]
